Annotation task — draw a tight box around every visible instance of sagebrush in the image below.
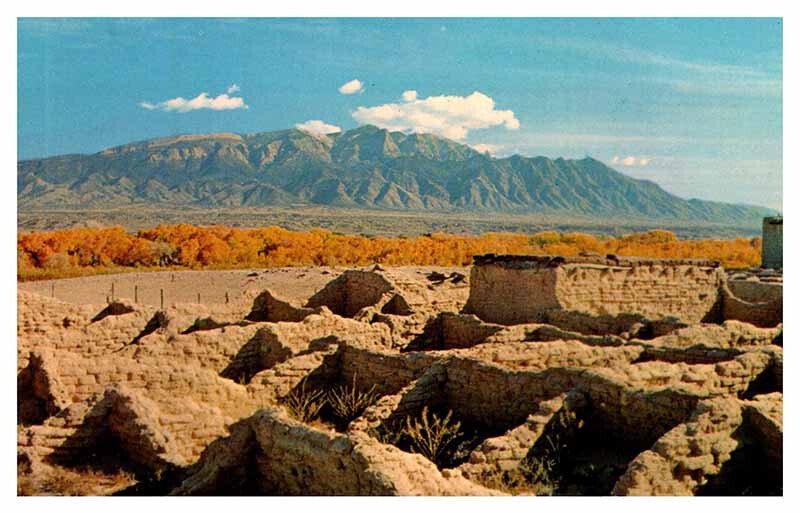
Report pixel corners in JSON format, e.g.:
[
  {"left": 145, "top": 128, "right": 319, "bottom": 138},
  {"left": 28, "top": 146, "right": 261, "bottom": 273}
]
[
  {"left": 282, "top": 381, "right": 326, "bottom": 423},
  {"left": 401, "top": 406, "right": 463, "bottom": 467},
  {"left": 327, "top": 375, "right": 381, "bottom": 429}
]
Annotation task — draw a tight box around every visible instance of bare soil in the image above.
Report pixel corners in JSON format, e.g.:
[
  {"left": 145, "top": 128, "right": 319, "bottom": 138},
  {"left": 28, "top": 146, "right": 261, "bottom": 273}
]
[{"left": 17, "top": 266, "right": 468, "bottom": 307}]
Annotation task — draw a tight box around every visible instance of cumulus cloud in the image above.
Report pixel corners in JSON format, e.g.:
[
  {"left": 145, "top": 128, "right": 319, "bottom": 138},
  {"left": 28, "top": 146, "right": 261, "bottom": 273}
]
[
  {"left": 139, "top": 88, "right": 247, "bottom": 113},
  {"left": 612, "top": 155, "right": 652, "bottom": 167},
  {"left": 402, "top": 90, "right": 418, "bottom": 102},
  {"left": 470, "top": 143, "right": 501, "bottom": 155},
  {"left": 351, "top": 91, "right": 520, "bottom": 140},
  {"left": 339, "top": 79, "right": 364, "bottom": 95},
  {"left": 295, "top": 119, "right": 342, "bottom": 135},
  {"left": 227, "top": 84, "right": 241, "bottom": 94}
]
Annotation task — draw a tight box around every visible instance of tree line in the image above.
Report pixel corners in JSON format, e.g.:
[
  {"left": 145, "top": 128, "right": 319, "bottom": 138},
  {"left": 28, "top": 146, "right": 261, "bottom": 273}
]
[{"left": 17, "top": 224, "right": 761, "bottom": 280}]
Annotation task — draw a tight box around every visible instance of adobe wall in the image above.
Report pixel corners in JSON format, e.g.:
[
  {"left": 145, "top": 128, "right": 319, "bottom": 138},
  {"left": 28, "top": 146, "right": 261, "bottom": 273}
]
[
  {"left": 721, "top": 281, "right": 782, "bottom": 328},
  {"left": 18, "top": 262, "right": 782, "bottom": 496},
  {"left": 464, "top": 255, "right": 725, "bottom": 325},
  {"left": 18, "top": 348, "right": 263, "bottom": 463},
  {"left": 337, "top": 344, "right": 439, "bottom": 396},
  {"left": 613, "top": 393, "right": 783, "bottom": 496},
  {"left": 306, "top": 270, "right": 394, "bottom": 317},
  {"left": 305, "top": 268, "right": 468, "bottom": 318},
  {"left": 172, "top": 407, "right": 499, "bottom": 496}
]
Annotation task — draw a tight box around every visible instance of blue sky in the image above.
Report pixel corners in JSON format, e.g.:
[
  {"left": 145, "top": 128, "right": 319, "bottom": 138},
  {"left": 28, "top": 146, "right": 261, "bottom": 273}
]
[{"left": 18, "top": 18, "right": 782, "bottom": 209}]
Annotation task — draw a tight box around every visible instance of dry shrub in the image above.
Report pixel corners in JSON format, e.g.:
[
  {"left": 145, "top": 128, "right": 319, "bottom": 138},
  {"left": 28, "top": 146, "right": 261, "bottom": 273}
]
[
  {"left": 401, "top": 406, "right": 462, "bottom": 467},
  {"left": 282, "top": 381, "right": 326, "bottom": 423},
  {"left": 475, "top": 467, "right": 553, "bottom": 496},
  {"left": 327, "top": 375, "right": 381, "bottom": 429},
  {"left": 43, "top": 251, "right": 70, "bottom": 270},
  {"left": 17, "top": 463, "right": 135, "bottom": 496}
]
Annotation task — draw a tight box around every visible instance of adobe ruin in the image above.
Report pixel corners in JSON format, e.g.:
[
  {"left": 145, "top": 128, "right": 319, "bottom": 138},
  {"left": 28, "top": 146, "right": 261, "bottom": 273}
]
[
  {"left": 761, "top": 216, "right": 783, "bottom": 270},
  {"left": 17, "top": 256, "right": 783, "bottom": 496},
  {"left": 464, "top": 254, "right": 782, "bottom": 328}
]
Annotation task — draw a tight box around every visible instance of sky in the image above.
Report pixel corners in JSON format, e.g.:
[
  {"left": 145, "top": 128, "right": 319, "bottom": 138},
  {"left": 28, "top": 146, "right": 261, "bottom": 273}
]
[{"left": 17, "top": 18, "right": 782, "bottom": 210}]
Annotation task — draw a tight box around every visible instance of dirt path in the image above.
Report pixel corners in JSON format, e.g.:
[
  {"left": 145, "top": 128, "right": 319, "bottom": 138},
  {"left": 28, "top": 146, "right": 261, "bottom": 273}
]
[{"left": 17, "top": 266, "right": 467, "bottom": 308}]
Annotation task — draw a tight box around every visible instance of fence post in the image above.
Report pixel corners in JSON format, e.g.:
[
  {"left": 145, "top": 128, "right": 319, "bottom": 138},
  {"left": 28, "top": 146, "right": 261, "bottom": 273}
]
[
  {"left": 50, "top": 282, "right": 55, "bottom": 298},
  {"left": 134, "top": 285, "right": 138, "bottom": 303},
  {"left": 160, "top": 289, "right": 164, "bottom": 310},
  {"left": 111, "top": 282, "right": 115, "bottom": 302},
  {"left": 197, "top": 292, "right": 201, "bottom": 304},
  {"left": 225, "top": 291, "right": 229, "bottom": 304}
]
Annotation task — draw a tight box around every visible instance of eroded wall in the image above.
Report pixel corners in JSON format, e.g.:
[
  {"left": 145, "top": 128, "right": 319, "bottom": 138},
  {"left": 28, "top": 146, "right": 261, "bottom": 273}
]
[{"left": 465, "top": 257, "right": 725, "bottom": 325}]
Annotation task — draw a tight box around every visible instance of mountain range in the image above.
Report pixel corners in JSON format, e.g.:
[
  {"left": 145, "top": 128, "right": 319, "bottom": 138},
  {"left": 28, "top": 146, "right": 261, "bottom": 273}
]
[{"left": 18, "top": 124, "right": 776, "bottom": 225}]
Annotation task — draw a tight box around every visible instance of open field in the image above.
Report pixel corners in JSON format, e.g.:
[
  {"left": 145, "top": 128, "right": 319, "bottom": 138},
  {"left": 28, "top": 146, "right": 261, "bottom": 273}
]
[
  {"left": 18, "top": 258, "right": 782, "bottom": 496},
  {"left": 18, "top": 206, "right": 764, "bottom": 239},
  {"left": 17, "top": 266, "right": 464, "bottom": 308}
]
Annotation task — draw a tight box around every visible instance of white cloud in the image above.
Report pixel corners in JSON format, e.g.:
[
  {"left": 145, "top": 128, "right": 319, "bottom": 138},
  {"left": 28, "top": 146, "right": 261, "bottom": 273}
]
[
  {"left": 339, "top": 79, "right": 364, "bottom": 95},
  {"left": 139, "top": 89, "right": 248, "bottom": 113},
  {"left": 351, "top": 91, "right": 520, "bottom": 140},
  {"left": 470, "top": 143, "right": 500, "bottom": 155},
  {"left": 295, "top": 119, "right": 342, "bottom": 135},
  {"left": 537, "top": 36, "right": 780, "bottom": 98},
  {"left": 612, "top": 155, "right": 652, "bottom": 167},
  {"left": 402, "top": 90, "right": 418, "bottom": 102},
  {"left": 227, "top": 84, "right": 241, "bottom": 94}
]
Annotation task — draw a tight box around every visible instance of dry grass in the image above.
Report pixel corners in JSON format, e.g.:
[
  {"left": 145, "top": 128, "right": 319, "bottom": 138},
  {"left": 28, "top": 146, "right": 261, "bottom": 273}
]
[
  {"left": 18, "top": 463, "right": 136, "bottom": 496},
  {"left": 282, "top": 381, "right": 326, "bottom": 424},
  {"left": 327, "top": 375, "right": 381, "bottom": 429},
  {"left": 474, "top": 467, "right": 555, "bottom": 496},
  {"left": 401, "top": 406, "right": 463, "bottom": 467}
]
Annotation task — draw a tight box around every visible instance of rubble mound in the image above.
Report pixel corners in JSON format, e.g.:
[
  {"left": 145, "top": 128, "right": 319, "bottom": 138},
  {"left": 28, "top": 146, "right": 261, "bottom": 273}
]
[{"left": 17, "top": 258, "right": 782, "bottom": 496}]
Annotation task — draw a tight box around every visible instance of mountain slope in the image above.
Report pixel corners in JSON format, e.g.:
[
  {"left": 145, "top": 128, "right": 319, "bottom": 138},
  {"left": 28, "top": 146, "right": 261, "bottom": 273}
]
[{"left": 18, "top": 125, "right": 776, "bottom": 224}]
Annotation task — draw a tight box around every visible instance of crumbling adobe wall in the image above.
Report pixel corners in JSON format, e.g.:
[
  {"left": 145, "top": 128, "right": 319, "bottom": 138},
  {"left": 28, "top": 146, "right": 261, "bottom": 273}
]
[
  {"left": 721, "top": 281, "right": 782, "bottom": 328},
  {"left": 18, "top": 261, "right": 783, "bottom": 496},
  {"left": 457, "top": 392, "right": 584, "bottom": 479},
  {"left": 464, "top": 260, "right": 560, "bottom": 325},
  {"left": 17, "top": 291, "right": 257, "bottom": 373},
  {"left": 248, "top": 347, "right": 339, "bottom": 398},
  {"left": 306, "top": 268, "right": 468, "bottom": 318},
  {"left": 172, "top": 407, "right": 499, "bottom": 496},
  {"left": 634, "top": 321, "right": 783, "bottom": 364},
  {"left": 464, "top": 256, "right": 725, "bottom": 325},
  {"left": 441, "top": 349, "right": 773, "bottom": 445},
  {"left": 219, "top": 313, "right": 392, "bottom": 383},
  {"left": 554, "top": 260, "right": 728, "bottom": 324},
  {"left": 742, "top": 393, "right": 783, "bottom": 468},
  {"left": 441, "top": 358, "right": 577, "bottom": 432},
  {"left": 349, "top": 364, "right": 448, "bottom": 435},
  {"left": 17, "top": 347, "right": 269, "bottom": 463},
  {"left": 336, "top": 344, "right": 440, "bottom": 396},
  {"left": 306, "top": 270, "right": 395, "bottom": 317},
  {"left": 542, "top": 310, "right": 687, "bottom": 339},
  {"left": 121, "top": 322, "right": 265, "bottom": 375},
  {"left": 18, "top": 385, "right": 186, "bottom": 471},
  {"left": 453, "top": 340, "right": 643, "bottom": 371},
  {"left": 727, "top": 280, "right": 782, "bottom": 304},
  {"left": 17, "top": 292, "right": 154, "bottom": 370},
  {"left": 403, "top": 313, "right": 505, "bottom": 351},
  {"left": 613, "top": 393, "right": 783, "bottom": 496},
  {"left": 246, "top": 289, "right": 323, "bottom": 322}
]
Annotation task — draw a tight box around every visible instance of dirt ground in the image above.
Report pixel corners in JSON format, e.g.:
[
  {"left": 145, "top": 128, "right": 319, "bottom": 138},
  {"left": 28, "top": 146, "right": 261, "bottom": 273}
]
[{"left": 17, "top": 266, "right": 468, "bottom": 308}]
